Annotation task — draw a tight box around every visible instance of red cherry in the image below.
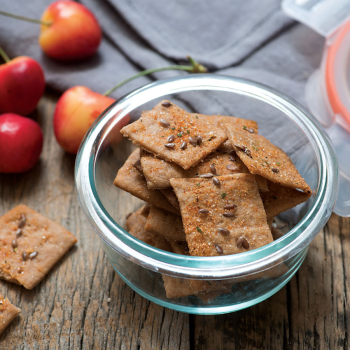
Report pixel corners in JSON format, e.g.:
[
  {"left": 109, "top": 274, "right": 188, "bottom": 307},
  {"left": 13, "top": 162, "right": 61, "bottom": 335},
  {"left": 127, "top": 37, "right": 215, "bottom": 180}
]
[
  {"left": 0, "top": 56, "right": 45, "bottom": 115},
  {"left": 0, "top": 113, "right": 43, "bottom": 173},
  {"left": 39, "top": 1, "right": 102, "bottom": 61},
  {"left": 54, "top": 86, "right": 129, "bottom": 154}
]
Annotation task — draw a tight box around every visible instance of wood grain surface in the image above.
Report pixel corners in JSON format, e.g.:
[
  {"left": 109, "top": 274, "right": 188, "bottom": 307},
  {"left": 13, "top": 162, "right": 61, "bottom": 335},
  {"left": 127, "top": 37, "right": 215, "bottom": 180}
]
[{"left": 0, "top": 92, "right": 349, "bottom": 350}]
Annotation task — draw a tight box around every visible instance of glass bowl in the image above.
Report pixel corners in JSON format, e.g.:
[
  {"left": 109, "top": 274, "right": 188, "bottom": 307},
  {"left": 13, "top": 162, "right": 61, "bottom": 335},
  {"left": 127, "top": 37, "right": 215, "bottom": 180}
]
[{"left": 75, "top": 75, "right": 338, "bottom": 315}]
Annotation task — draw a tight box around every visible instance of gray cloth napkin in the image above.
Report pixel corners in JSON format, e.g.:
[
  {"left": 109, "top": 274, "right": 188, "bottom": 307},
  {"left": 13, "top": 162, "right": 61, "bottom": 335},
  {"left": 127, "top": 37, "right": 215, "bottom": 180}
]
[{"left": 0, "top": 0, "right": 323, "bottom": 102}]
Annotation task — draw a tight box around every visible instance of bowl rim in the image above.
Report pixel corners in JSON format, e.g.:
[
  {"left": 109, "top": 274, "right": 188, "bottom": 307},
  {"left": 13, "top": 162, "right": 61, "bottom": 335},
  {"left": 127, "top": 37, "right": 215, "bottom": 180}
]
[{"left": 75, "top": 74, "right": 338, "bottom": 279}]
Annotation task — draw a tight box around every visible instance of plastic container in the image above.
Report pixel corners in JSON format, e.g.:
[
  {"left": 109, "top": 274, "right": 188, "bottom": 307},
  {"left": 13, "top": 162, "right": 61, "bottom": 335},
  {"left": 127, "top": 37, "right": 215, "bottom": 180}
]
[
  {"left": 75, "top": 75, "right": 338, "bottom": 314},
  {"left": 282, "top": 0, "right": 350, "bottom": 216}
]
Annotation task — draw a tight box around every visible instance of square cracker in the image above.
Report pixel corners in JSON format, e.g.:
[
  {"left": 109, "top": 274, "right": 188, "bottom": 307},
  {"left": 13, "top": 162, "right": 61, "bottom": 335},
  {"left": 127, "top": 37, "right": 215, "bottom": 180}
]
[
  {"left": 130, "top": 219, "right": 232, "bottom": 300},
  {"left": 145, "top": 205, "right": 186, "bottom": 241},
  {"left": 120, "top": 101, "right": 227, "bottom": 170},
  {"left": 140, "top": 149, "right": 250, "bottom": 190},
  {"left": 125, "top": 205, "right": 148, "bottom": 231},
  {"left": 161, "top": 274, "right": 231, "bottom": 299},
  {"left": 260, "top": 180, "right": 311, "bottom": 222},
  {"left": 0, "top": 294, "right": 21, "bottom": 336},
  {"left": 198, "top": 114, "right": 258, "bottom": 133},
  {"left": 113, "top": 149, "right": 179, "bottom": 215},
  {"left": 127, "top": 208, "right": 173, "bottom": 252},
  {"left": 160, "top": 189, "right": 181, "bottom": 212},
  {"left": 170, "top": 174, "right": 273, "bottom": 256},
  {"left": 156, "top": 239, "right": 232, "bottom": 299},
  {"left": 0, "top": 205, "right": 77, "bottom": 290},
  {"left": 225, "top": 124, "right": 311, "bottom": 193}
]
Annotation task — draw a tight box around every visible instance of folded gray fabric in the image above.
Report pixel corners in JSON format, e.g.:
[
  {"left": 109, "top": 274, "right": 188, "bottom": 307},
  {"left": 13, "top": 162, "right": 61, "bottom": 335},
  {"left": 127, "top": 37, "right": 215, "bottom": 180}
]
[
  {"left": 0, "top": 0, "right": 324, "bottom": 103},
  {"left": 108, "top": 0, "right": 294, "bottom": 69}
]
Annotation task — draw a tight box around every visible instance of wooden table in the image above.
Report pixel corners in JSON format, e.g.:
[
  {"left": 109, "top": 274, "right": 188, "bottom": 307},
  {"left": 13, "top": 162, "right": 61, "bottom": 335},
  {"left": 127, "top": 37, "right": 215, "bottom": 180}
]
[{"left": 1, "top": 92, "right": 349, "bottom": 350}]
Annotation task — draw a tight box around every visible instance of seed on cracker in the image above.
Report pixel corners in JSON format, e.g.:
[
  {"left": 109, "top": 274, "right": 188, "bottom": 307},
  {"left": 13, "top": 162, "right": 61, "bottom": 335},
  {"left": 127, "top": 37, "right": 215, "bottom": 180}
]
[
  {"left": 0, "top": 294, "right": 21, "bottom": 336},
  {"left": 0, "top": 205, "right": 77, "bottom": 290},
  {"left": 120, "top": 101, "right": 227, "bottom": 170},
  {"left": 225, "top": 124, "right": 311, "bottom": 193},
  {"left": 113, "top": 148, "right": 179, "bottom": 214},
  {"left": 170, "top": 174, "right": 273, "bottom": 256},
  {"left": 260, "top": 180, "right": 312, "bottom": 222},
  {"left": 145, "top": 205, "right": 186, "bottom": 241}
]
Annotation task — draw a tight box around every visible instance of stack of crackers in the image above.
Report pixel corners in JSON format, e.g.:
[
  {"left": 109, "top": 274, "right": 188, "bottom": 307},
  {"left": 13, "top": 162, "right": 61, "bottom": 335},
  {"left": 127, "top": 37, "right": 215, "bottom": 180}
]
[{"left": 114, "top": 100, "right": 311, "bottom": 301}]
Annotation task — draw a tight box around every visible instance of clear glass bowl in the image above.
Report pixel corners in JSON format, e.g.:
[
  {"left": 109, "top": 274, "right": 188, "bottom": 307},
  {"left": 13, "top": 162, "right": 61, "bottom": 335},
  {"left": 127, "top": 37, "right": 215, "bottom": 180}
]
[{"left": 75, "top": 75, "right": 338, "bottom": 315}]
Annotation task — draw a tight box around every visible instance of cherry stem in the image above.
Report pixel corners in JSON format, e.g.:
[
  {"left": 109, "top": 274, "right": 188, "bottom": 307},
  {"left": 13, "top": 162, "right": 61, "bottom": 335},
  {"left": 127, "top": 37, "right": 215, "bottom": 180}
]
[
  {"left": 0, "top": 46, "right": 10, "bottom": 63},
  {"left": 0, "top": 10, "right": 52, "bottom": 26},
  {"left": 103, "top": 56, "right": 208, "bottom": 96}
]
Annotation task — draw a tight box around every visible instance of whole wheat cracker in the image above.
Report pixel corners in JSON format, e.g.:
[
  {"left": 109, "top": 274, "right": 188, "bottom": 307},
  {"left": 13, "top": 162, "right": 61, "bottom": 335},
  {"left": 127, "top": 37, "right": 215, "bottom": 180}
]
[
  {"left": 170, "top": 174, "right": 273, "bottom": 256},
  {"left": 225, "top": 124, "right": 311, "bottom": 193},
  {"left": 217, "top": 141, "right": 268, "bottom": 191},
  {"left": 0, "top": 205, "right": 77, "bottom": 290},
  {"left": 145, "top": 205, "right": 186, "bottom": 241},
  {"left": 158, "top": 239, "right": 232, "bottom": 299},
  {"left": 120, "top": 101, "right": 227, "bottom": 170},
  {"left": 160, "top": 189, "right": 181, "bottom": 212},
  {"left": 113, "top": 149, "right": 179, "bottom": 215},
  {"left": 198, "top": 114, "right": 258, "bottom": 133},
  {"left": 0, "top": 294, "right": 21, "bottom": 336},
  {"left": 127, "top": 209, "right": 173, "bottom": 251},
  {"left": 125, "top": 206, "right": 148, "bottom": 231},
  {"left": 260, "top": 180, "right": 311, "bottom": 222},
  {"left": 140, "top": 149, "right": 251, "bottom": 190}
]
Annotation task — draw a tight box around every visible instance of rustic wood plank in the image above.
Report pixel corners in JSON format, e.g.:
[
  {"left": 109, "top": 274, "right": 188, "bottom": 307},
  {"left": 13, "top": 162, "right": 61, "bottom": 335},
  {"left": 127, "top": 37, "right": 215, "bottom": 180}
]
[
  {"left": 0, "top": 92, "right": 190, "bottom": 350},
  {"left": 192, "top": 214, "right": 350, "bottom": 349},
  {"left": 1, "top": 91, "right": 349, "bottom": 350}
]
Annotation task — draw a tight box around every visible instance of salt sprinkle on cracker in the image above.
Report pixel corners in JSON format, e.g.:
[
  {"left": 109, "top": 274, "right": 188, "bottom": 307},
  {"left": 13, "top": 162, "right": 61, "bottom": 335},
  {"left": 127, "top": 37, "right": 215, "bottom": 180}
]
[
  {"left": 225, "top": 124, "right": 311, "bottom": 193},
  {"left": 170, "top": 174, "right": 273, "bottom": 256},
  {"left": 120, "top": 101, "right": 227, "bottom": 170},
  {"left": 0, "top": 205, "right": 77, "bottom": 290}
]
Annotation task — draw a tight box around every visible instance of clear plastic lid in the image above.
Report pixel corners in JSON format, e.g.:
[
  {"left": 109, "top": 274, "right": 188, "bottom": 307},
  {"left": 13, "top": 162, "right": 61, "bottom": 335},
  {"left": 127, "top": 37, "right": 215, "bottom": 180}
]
[{"left": 282, "top": 0, "right": 350, "bottom": 217}]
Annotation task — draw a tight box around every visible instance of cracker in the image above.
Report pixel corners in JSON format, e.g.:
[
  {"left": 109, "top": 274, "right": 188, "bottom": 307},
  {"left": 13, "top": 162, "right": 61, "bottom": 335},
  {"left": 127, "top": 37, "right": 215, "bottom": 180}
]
[
  {"left": 255, "top": 175, "right": 268, "bottom": 192},
  {"left": 169, "top": 240, "right": 190, "bottom": 255},
  {"left": 160, "top": 189, "right": 181, "bottom": 212},
  {"left": 0, "top": 205, "right": 77, "bottom": 290},
  {"left": 125, "top": 206, "right": 147, "bottom": 231},
  {"left": 140, "top": 149, "right": 250, "bottom": 190},
  {"left": 198, "top": 114, "right": 258, "bottom": 133},
  {"left": 0, "top": 294, "right": 21, "bottom": 336},
  {"left": 225, "top": 124, "right": 311, "bottom": 193},
  {"left": 120, "top": 101, "right": 227, "bottom": 170},
  {"left": 140, "top": 203, "right": 151, "bottom": 218},
  {"left": 145, "top": 205, "right": 186, "bottom": 241},
  {"left": 113, "top": 149, "right": 179, "bottom": 214},
  {"left": 127, "top": 210, "right": 173, "bottom": 252},
  {"left": 197, "top": 290, "right": 226, "bottom": 304},
  {"left": 260, "top": 181, "right": 311, "bottom": 222},
  {"left": 162, "top": 275, "right": 231, "bottom": 299},
  {"left": 170, "top": 174, "right": 273, "bottom": 256},
  {"left": 161, "top": 238, "right": 232, "bottom": 299}
]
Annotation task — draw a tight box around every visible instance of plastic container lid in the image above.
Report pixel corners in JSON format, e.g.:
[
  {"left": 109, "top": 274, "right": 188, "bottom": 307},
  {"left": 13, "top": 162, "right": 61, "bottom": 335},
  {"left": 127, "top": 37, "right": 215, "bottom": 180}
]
[{"left": 282, "top": 0, "right": 350, "bottom": 217}]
